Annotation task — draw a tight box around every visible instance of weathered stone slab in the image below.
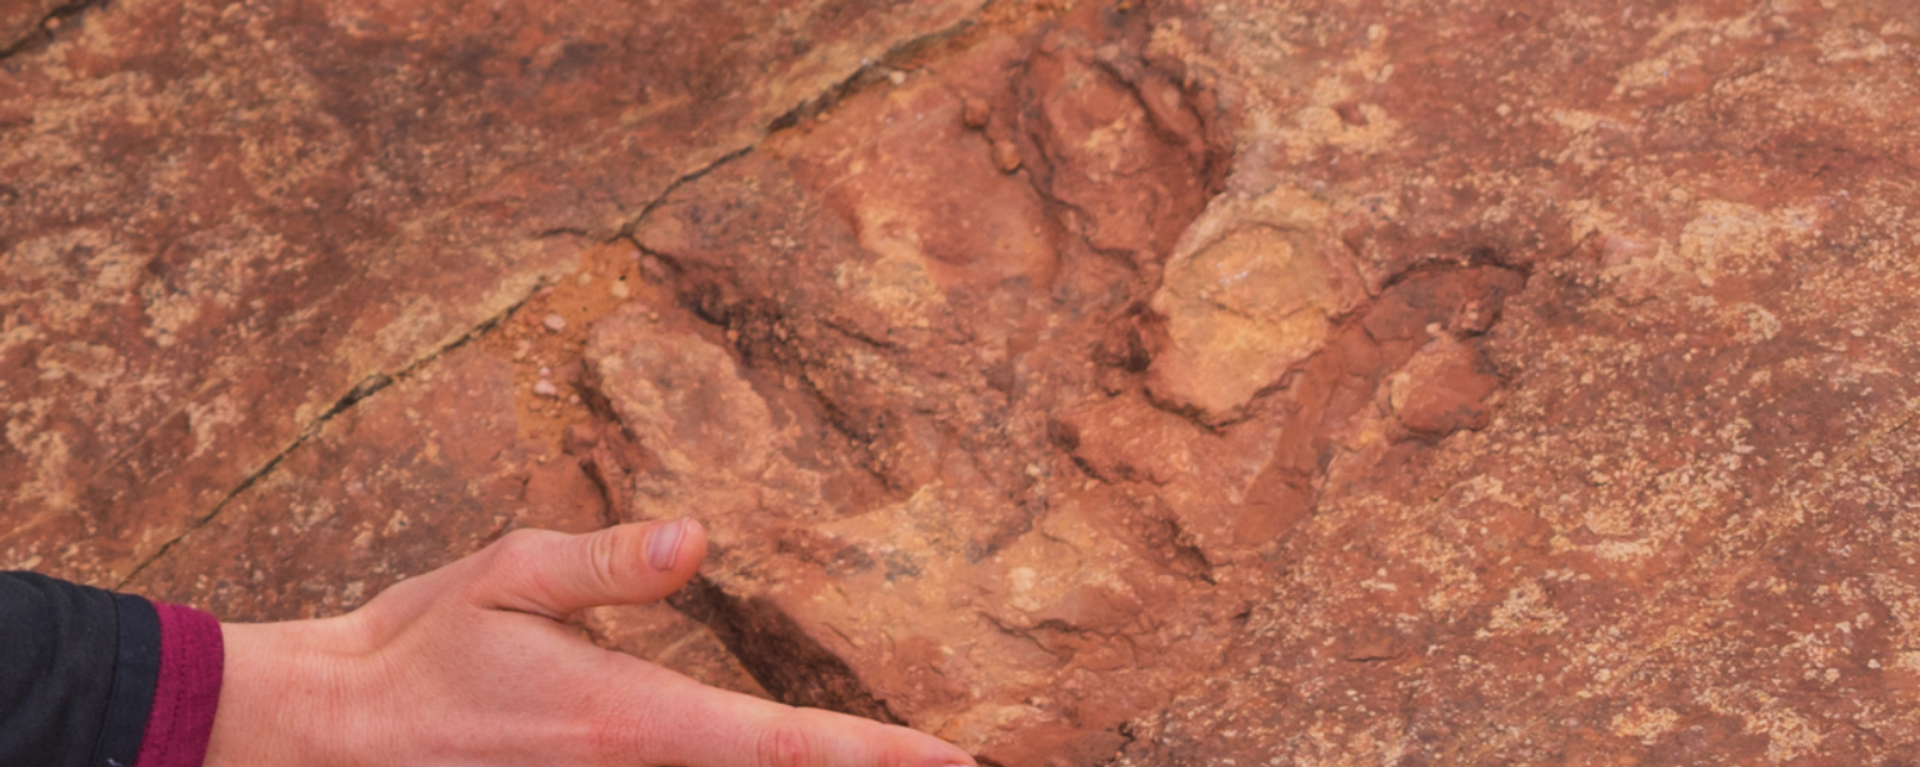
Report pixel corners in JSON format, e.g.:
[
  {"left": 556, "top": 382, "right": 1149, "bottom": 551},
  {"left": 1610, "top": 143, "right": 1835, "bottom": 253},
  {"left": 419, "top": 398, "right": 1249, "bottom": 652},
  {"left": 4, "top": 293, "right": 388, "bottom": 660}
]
[
  {"left": 11, "top": 0, "right": 1920, "bottom": 763},
  {"left": 577, "top": 1, "right": 1920, "bottom": 764},
  {"left": 587, "top": 7, "right": 1529, "bottom": 762},
  {"left": 1107, "top": 0, "right": 1920, "bottom": 764},
  {"left": 0, "top": 0, "right": 987, "bottom": 585},
  {"left": 124, "top": 346, "right": 545, "bottom": 619},
  {"left": 122, "top": 344, "right": 765, "bottom": 695},
  {"left": 0, "top": 0, "right": 66, "bottom": 52}
]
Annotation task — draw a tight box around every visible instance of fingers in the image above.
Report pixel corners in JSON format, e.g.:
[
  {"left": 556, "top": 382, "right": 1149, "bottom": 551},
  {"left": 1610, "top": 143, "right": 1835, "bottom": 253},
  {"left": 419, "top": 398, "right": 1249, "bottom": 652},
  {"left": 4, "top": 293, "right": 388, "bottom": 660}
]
[
  {"left": 457, "top": 520, "right": 977, "bottom": 767},
  {"left": 469, "top": 519, "right": 707, "bottom": 618},
  {"left": 628, "top": 675, "right": 978, "bottom": 767}
]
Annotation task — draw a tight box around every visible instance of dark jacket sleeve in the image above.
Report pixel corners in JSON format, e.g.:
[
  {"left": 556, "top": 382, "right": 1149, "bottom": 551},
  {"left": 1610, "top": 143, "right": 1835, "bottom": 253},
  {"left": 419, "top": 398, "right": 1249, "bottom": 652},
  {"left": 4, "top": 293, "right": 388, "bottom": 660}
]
[{"left": 0, "top": 572, "right": 160, "bottom": 767}]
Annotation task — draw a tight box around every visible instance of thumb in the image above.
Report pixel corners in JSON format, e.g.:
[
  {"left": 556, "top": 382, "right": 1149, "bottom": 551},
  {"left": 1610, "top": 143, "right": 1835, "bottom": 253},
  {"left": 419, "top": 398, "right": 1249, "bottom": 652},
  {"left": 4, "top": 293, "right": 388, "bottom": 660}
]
[{"left": 468, "top": 519, "right": 707, "bottom": 618}]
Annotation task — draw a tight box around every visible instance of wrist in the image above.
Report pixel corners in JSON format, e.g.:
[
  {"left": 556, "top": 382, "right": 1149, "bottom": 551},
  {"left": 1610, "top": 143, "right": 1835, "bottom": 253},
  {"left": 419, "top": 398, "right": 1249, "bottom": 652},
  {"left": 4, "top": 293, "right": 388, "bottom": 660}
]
[{"left": 202, "top": 618, "right": 362, "bottom": 767}]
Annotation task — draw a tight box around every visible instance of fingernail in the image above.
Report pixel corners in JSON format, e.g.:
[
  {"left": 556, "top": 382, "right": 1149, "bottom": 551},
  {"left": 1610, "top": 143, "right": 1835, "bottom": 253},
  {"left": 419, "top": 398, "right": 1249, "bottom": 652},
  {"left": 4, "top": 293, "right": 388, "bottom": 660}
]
[{"left": 647, "top": 518, "right": 688, "bottom": 571}]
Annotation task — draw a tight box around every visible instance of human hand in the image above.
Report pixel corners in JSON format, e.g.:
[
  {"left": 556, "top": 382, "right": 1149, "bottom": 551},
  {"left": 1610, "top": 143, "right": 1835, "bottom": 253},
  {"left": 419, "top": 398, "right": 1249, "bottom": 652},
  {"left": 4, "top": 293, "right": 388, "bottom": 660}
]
[{"left": 203, "top": 519, "right": 977, "bottom": 767}]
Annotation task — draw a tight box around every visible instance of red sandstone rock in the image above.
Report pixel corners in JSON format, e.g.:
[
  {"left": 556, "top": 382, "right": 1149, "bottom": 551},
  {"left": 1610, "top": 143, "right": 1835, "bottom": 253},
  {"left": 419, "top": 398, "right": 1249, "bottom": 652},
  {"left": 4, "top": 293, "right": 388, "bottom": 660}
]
[
  {"left": 0, "top": 0, "right": 66, "bottom": 51},
  {"left": 576, "top": 604, "right": 771, "bottom": 700},
  {"left": 0, "top": 0, "right": 987, "bottom": 586},
  {"left": 10, "top": 0, "right": 1920, "bottom": 764},
  {"left": 1104, "top": 1, "right": 1920, "bottom": 764},
  {"left": 124, "top": 347, "right": 546, "bottom": 619},
  {"left": 2, "top": 0, "right": 986, "bottom": 738},
  {"left": 120, "top": 345, "right": 761, "bottom": 693},
  {"left": 591, "top": 1, "right": 1920, "bottom": 763},
  {"left": 1389, "top": 335, "right": 1498, "bottom": 437}
]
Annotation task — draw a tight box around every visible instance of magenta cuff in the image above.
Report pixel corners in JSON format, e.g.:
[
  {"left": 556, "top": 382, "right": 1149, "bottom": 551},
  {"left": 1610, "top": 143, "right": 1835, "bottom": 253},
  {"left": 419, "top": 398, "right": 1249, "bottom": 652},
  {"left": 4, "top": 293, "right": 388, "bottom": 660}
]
[{"left": 135, "top": 603, "right": 223, "bottom": 767}]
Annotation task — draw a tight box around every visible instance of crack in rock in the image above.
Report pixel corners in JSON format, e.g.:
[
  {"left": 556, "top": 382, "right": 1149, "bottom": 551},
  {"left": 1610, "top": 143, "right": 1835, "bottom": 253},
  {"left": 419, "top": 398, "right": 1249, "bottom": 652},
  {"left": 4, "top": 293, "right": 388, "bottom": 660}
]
[
  {"left": 0, "top": 0, "right": 98, "bottom": 59},
  {"left": 103, "top": 9, "right": 994, "bottom": 590},
  {"left": 113, "top": 281, "right": 542, "bottom": 589}
]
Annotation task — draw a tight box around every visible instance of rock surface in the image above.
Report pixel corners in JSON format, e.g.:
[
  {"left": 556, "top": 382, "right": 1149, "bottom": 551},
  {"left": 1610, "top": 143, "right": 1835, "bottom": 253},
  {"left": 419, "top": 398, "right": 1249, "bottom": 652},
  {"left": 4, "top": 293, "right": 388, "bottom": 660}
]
[
  {"left": 119, "top": 344, "right": 767, "bottom": 695},
  {"left": 0, "top": 0, "right": 984, "bottom": 586},
  {"left": 8, "top": 0, "right": 1920, "bottom": 765},
  {"left": 1, "top": 0, "right": 69, "bottom": 52}
]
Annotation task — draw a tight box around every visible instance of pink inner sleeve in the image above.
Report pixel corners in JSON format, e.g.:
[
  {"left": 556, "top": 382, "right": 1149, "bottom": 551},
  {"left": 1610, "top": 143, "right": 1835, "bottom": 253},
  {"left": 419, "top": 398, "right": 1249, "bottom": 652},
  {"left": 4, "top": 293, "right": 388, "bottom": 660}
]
[{"left": 134, "top": 603, "right": 224, "bottom": 767}]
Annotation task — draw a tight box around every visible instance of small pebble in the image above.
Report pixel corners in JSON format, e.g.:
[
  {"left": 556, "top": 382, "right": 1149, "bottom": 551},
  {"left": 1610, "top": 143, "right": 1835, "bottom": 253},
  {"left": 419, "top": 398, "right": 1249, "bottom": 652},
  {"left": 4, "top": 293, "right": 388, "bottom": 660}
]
[
  {"left": 542, "top": 314, "right": 567, "bottom": 332},
  {"left": 532, "top": 379, "right": 560, "bottom": 398},
  {"left": 539, "top": 366, "right": 552, "bottom": 378},
  {"left": 887, "top": 69, "right": 907, "bottom": 86},
  {"left": 610, "top": 280, "right": 631, "bottom": 299},
  {"left": 992, "top": 139, "right": 1022, "bottom": 173},
  {"left": 962, "top": 96, "right": 991, "bottom": 128}
]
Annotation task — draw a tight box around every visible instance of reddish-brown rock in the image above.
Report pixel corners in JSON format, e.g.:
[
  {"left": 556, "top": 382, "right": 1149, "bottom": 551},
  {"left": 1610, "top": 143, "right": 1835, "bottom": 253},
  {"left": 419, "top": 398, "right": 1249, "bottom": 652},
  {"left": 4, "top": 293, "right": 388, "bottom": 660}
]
[
  {"left": 121, "top": 344, "right": 764, "bottom": 694},
  {"left": 1, "top": 0, "right": 69, "bottom": 52},
  {"left": 3, "top": 0, "right": 984, "bottom": 742},
  {"left": 587, "top": 1, "right": 1920, "bottom": 764},
  {"left": 0, "top": 0, "right": 986, "bottom": 585},
  {"left": 1107, "top": 1, "right": 1920, "bottom": 763},
  {"left": 124, "top": 346, "right": 549, "bottom": 619},
  {"left": 10, "top": 0, "right": 1920, "bottom": 764}
]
